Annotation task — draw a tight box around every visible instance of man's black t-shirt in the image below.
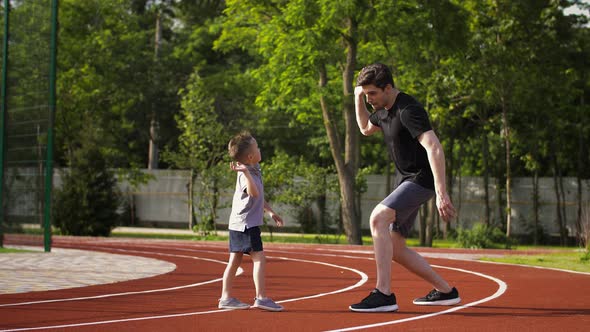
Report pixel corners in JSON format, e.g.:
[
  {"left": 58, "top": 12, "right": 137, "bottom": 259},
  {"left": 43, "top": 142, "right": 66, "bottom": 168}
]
[{"left": 369, "top": 92, "right": 434, "bottom": 190}]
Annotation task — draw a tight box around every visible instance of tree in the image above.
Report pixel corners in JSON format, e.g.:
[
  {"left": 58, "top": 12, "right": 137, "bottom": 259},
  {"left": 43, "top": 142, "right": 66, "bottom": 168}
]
[
  {"left": 53, "top": 126, "right": 121, "bottom": 236},
  {"left": 216, "top": 0, "right": 366, "bottom": 243},
  {"left": 164, "top": 70, "right": 240, "bottom": 232}
]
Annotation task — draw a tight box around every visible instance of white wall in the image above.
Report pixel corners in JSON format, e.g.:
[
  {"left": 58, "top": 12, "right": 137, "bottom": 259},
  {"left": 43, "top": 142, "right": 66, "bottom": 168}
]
[
  {"left": 123, "top": 171, "right": 590, "bottom": 236},
  {"left": 7, "top": 168, "right": 587, "bottom": 236}
]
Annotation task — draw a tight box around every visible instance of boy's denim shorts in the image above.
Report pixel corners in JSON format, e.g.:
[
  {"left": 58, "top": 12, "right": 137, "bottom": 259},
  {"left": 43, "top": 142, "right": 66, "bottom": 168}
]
[{"left": 229, "top": 226, "right": 263, "bottom": 253}]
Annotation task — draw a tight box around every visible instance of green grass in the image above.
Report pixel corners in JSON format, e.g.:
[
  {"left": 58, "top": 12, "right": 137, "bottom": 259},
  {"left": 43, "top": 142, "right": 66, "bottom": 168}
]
[
  {"left": 112, "top": 231, "right": 469, "bottom": 248},
  {"left": 480, "top": 251, "right": 590, "bottom": 273},
  {"left": 0, "top": 247, "right": 35, "bottom": 253},
  {"left": 112, "top": 232, "right": 365, "bottom": 244},
  {"left": 111, "top": 232, "right": 224, "bottom": 241}
]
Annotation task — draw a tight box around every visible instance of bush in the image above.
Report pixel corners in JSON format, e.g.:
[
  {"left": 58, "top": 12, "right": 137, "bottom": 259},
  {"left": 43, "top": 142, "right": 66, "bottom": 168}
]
[
  {"left": 53, "top": 143, "right": 121, "bottom": 236},
  {"left": 457, "top": 223, "right": 513, "bottom": 249}
]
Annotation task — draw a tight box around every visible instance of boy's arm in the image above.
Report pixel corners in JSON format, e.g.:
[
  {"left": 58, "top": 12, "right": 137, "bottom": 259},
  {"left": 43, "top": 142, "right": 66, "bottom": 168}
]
[
  {"left": 264, "top": 201, "right": 284, "bottom": 227},
  {"left": 230, "top": 162, "right": 259, "bottom": 197}
]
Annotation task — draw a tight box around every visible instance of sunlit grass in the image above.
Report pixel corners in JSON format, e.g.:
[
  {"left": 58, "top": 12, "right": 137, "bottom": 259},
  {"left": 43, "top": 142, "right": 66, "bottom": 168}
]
[
  {"left": 480, "top": 251, "right": 590, "bottom": 273},
  {"left": 111, "top": 231, "right": 459, "bottom": 247},
  {"left": 0, "top": 247, "right": 35, "bottom": 253}
]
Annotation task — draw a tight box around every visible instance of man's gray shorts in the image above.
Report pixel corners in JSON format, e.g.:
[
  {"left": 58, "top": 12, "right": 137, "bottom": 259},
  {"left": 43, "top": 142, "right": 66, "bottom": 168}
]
[{"left": 380, "top": 181, "right": 435, "bottom": 238}]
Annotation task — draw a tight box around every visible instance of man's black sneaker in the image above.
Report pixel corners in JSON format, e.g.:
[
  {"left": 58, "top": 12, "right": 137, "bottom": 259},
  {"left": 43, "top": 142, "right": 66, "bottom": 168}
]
[
  {"left": 413, "top": 287, "right": 461, "bottom": 306},
  {"left": 349, "top": 289, "right": 398, "bottom": 312}
]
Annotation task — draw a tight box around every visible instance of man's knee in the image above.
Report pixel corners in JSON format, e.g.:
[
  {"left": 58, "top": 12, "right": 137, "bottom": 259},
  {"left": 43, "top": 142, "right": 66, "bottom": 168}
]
[{"left": 369, "top": 204, "right": 396, "bottom": 230}]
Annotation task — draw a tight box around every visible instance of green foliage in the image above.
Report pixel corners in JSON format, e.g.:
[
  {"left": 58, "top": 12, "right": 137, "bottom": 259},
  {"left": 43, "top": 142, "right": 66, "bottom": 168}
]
[
  {"left": 163, "top": 67, "right": 244, "bottom": 235},
  {"left": 457, "top": 223, "right": 513, "bottom": 249},
  {"left": 4, "top": 0, "right": 584, "bottom": 241},
  {"left": 193, "top": 164, "right": 232, "bottom": 235},
  {"left": 263, "top": 151, "right": 338, "bottom": 233},
  {"left": 53, "top": 129, "right": 121, "bottom": 236}
]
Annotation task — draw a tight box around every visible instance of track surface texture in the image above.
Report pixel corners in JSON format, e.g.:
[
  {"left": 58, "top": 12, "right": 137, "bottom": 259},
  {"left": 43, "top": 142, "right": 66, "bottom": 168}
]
[{"left": 1, "top": 236, "right": 589, "bottom": 331}]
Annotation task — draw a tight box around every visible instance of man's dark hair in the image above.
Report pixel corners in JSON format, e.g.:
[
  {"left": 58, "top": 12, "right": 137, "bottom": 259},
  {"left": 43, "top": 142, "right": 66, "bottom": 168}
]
[
  {"left": 356, "top": 63, "right": 395, "bottom": 89},
  {"left": 228, "top": 131, "right": 254, "bottom": 162}
]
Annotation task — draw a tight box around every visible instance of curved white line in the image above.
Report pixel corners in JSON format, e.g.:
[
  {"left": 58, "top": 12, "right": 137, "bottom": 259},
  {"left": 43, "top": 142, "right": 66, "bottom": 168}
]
[
  {"left": 0, "top": 254, "right": 368, "bottom": 332},
  {"left": 269, "top": 256, "right": 368, "bottom": 303},
  {"left": 323, "top": 264, "right": 508, "bottom": 332},
  {"left": 0, "top": 253, "right": 237, "bottom": 308}
]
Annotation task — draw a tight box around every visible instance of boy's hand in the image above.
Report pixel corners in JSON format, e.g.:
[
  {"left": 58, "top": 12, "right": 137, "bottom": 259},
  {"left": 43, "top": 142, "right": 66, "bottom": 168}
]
[
  {"left": 269, "top": 212, "right": 284, "bottom": 227},
  {"left": 230, "top": 161, "right": 249, "bottom": 173}
]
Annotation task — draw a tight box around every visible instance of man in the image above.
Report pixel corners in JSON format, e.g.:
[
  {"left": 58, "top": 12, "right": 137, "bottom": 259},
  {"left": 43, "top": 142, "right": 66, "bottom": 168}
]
[{"left": 350, "top": 63, "right": 460, "bottom": 313}]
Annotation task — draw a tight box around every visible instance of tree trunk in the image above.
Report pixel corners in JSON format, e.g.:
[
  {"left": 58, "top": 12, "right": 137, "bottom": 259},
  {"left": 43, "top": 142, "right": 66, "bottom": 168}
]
[
  {"left": 532, "top": 171, "right": 539, "bottom": 245},
  {"left": 444, "top": 136, "right": 454, "bottom": 239},
  {"left": 497, "top": 176, "right": 505, "bottom": 228},
  {"left": 343, "top": 17, "right": 361, "bottom": 243},
  {"left": 318, "top": 63, "right": 361, "bottom": 244},
  {"left": 318, "top": 174, "right": 328, "bottom": 233},
  {"left": 577, "top": 71, "right": 587, "bottom": 247},
  {"left": 482, "top": 129, "right": 491, "bottom": 225},
  {"left": 148, "top": 12, "right": 162, "bottom": 170},
  {"left": 426, "top": 197, "right": 435, "bottom": 247},
  {"left": 457, "top": 143, "right": 464, "bottom": 228},
  {"left": 552, "top": 151, "right": 566, "bottom": 246},
  {"left": 501, "top": 96, "right": 512, "bottom": 237},
  {"left": 558, "top": 173, "right": 568, "bottom": 244},
  {"left": 188, "top": 169, "right": 194, "bottom": 230},
  {"left": 577, "top": 176, "right": 583, "bottom": 246}
]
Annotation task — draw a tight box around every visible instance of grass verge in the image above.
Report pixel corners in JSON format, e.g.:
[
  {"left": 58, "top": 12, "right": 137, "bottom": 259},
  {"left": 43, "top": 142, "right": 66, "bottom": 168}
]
[
  {"left": 0, "top": 247, "right": 35, "bottom": 253},
  {"left": 480, "top": 251, "right": 590, "bottom": 273}
]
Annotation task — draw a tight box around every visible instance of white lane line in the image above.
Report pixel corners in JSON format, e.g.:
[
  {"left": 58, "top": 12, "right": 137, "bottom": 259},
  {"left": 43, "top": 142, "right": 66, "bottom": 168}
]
[
  {"left": 323, "top": 265, "right": 508, "bottom": 332},
  {"left": 269, "top": 256, "right": 368, "bottom": 304},
  {"left": 0, "top": 254, "right": 368, "bottom": 332},
  {"left": 0, "top": 253, "right": 237, "bottom": 308}
]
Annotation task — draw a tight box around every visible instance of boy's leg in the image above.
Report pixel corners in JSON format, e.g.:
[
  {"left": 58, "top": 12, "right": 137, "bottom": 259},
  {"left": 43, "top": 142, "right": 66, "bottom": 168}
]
[
  {"left": 250, "top": 250, "right": 283, "bottom": 312},
  {"left": 250, "top": 251, "right": 266, "bottom": 299},
  {"left": 221, "top": 252, "right": 243, "bottom": 300}
]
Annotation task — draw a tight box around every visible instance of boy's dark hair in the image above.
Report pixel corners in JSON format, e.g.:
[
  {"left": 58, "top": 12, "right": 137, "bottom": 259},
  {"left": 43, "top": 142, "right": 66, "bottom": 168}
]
[
  {"left": 356, "top": 63, "right": 395, "bottom": 89},
  {"left": 228, "top": 131, "right": 254, "bottom": 161}
]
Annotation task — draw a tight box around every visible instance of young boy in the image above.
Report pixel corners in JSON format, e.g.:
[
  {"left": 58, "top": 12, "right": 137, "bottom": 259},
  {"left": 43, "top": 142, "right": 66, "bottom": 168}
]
[{"left": 218, "top": 131, "right": 284, "bottom": 312}]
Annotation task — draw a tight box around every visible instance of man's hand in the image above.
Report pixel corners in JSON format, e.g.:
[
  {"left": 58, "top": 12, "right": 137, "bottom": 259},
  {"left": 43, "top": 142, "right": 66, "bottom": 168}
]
[
  {"left": 354, "top": 85, "right": 365, "bottom": 99},
  {"left": 436, "top": 192, "right": 456, "bottom": 222}
]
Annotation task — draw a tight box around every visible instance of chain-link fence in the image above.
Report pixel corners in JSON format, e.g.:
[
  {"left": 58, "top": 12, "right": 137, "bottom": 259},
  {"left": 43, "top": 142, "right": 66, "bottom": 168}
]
[{"left": 0, "top": 0, "right": 57, "bottom": 251}]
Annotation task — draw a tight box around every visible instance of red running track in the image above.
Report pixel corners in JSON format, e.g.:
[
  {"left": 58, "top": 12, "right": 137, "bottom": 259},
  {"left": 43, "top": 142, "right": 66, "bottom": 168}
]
[{"left": 1, "top": 236, "right": 589, "bottom": 331}]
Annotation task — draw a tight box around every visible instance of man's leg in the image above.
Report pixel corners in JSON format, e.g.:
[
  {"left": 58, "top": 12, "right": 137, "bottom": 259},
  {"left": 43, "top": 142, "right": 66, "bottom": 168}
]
[
  {"left": 390, "top": 231, "right": 452, "bottom": 293},
  {"left": 349, "top": 204, "right": 398, "bottom": 312},
  {"left": 370, "top": 204, "right": 396, "bottom": 295}
]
